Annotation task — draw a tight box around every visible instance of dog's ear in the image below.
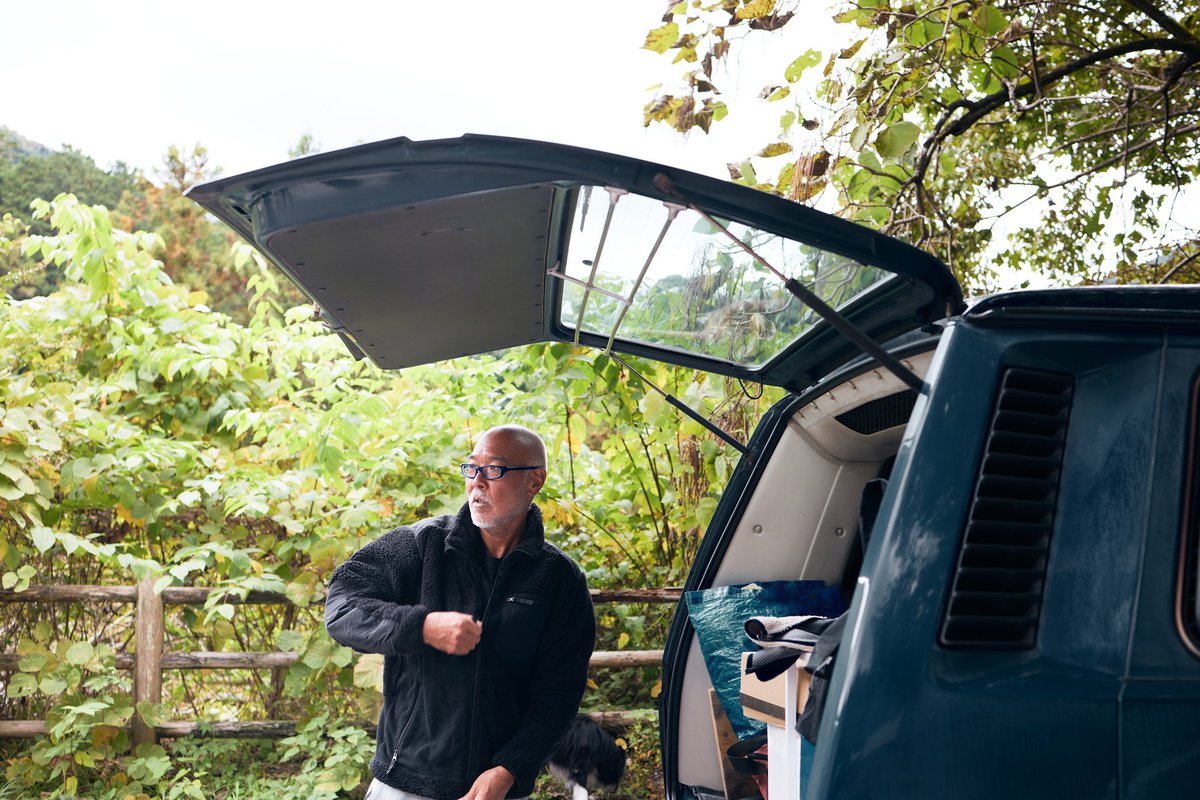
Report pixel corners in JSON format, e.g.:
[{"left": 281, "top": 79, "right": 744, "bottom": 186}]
[{"left": 600, "top": 733, "right": 627, "bottom": 785}]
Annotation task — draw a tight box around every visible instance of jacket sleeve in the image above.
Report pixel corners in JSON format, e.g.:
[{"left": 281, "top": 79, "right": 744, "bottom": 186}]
[
  {"left": 491, "top": 560, "right": 596, "bottom": 787},
  {"left": 324, "top": 529, "right": 431, "bottom": 655}
]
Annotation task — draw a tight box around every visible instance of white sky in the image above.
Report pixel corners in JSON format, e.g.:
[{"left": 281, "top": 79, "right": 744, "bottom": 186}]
[{"left": 3, "top": 0, "right": 812, "bottom": 182}]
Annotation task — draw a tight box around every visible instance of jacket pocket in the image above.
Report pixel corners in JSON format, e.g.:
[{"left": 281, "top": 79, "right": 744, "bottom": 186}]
[
  {"left": 391, "top": 651, "right": 471, "bottom": 779},
  {"left": 488, "top": 593, "right": 550, "bottom": 666},
  {"left": 386, "top": 674, "right": 422, "bottom": 774}
]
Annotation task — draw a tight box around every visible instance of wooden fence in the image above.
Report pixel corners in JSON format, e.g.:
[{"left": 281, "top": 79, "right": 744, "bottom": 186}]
[{"left": 0, "top": 581, "right": 680, "bottom": 743}]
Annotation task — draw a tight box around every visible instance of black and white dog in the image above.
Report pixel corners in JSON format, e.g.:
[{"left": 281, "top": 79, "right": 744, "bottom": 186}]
[{"left": 547, "top": 715, "right": 626, "bottom": 800}]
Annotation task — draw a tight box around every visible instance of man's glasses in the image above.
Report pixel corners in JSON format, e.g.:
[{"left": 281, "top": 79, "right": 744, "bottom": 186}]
[{"left": 460, "top": 464, "right": 543, "bottom": 481}]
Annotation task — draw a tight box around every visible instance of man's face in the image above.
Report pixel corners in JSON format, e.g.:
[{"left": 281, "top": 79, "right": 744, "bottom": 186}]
[{"left": 465, "top": 432, "right": 545, "bottom": 536}]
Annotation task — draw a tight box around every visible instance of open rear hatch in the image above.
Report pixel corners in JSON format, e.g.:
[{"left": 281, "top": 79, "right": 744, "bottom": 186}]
[{"left": 188, "top": 134, "right": 963, "bottom": 393}]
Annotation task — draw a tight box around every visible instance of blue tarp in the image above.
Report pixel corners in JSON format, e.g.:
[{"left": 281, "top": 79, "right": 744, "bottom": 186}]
[{"left": 685, "top": 580, "right": 845, "bottom": 740}]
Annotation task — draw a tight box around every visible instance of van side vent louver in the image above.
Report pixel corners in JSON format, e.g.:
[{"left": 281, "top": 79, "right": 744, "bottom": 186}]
[
  {"left": 939, "top": 367, "right": 1074, "bottom": 650},
  {"left": 836, "top": 390, "right": 918, "bottom": 435}
]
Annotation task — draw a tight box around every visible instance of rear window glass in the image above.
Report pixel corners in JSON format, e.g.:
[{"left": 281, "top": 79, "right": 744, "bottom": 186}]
[{"left": 553, "top": 186, "right": 888, "bottom": 368}]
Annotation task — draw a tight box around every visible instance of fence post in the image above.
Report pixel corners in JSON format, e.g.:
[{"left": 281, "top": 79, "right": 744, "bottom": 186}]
[{"left": 131, "top": 576, "right": 164, "bottom": 749}]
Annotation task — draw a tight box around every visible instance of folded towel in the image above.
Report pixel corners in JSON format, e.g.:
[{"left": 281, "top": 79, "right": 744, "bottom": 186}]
[
  {"left": 745, "top": 646, "right": 808, "bottom": 681},
  {"left": 744, "top": 614, "right": 838, "bottom": 650}
]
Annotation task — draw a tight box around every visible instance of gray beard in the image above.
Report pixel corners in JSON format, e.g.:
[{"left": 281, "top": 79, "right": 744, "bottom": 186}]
[{"left": 469, "top": 501, "right": 525, "bottom": 534}]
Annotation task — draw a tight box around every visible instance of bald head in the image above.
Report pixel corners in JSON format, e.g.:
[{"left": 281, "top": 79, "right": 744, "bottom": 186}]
[
  {"left": 466, "top": 426, "right": 548, "bottom": 541},
  {"left": 478, "top": 424, "right": 547, "bottom": 468}
]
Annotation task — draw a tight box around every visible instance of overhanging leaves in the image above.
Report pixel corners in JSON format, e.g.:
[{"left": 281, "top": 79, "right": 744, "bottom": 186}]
[{"left": 643, "top": 0, "right": 1200, "bottom": 293}]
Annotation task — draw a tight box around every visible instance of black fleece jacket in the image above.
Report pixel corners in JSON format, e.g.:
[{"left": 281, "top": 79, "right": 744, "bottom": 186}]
[{"left": 324, "top": 504, "right": 595, "bottom": 800}]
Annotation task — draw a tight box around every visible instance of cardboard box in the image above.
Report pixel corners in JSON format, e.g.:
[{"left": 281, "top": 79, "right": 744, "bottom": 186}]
[{"left": 739, "top": 651, "right": 811, "bottom": 726}]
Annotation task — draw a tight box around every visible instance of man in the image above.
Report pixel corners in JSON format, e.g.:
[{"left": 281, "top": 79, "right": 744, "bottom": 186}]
[{"left": 325, "top": 425, "right": 596, "bottom": 800}]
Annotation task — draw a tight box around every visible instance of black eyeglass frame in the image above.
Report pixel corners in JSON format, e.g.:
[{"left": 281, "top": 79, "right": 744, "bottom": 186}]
[{"left": 459, "top": 464, "right": 544, "bottom": 481}]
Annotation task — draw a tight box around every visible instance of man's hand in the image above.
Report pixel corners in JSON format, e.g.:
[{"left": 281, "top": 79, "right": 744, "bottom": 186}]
[
  {"left": 422, "top": 611, "right": 483, "bottom": 655},
  {"left": 457, "top": 765, "right": 515, "bottom": 800}
]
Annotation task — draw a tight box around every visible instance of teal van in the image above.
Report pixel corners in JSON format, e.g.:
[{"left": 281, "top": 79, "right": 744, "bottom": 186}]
[{"left": 190, "top": 135, "right": 1200, "bottom": 799}]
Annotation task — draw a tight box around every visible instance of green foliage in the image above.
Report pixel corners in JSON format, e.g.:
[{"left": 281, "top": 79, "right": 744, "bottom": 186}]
[
  {"left": 288, "top": 134, "right": 321, "bottom": 159},
  {"left": 0, "top": 142, "right": 136, "bottom": 234},
  {"left": 0, "top": 636, "right": 193, "bottom": 799},
  {"left": 113, "top": 144, "right": 300, "bottom": 320},
  {"left": 1, "top": 195, "right": 777, "bottom": 796},
  {"left": 644, "top": 1, "right": 1200, "bottom": 293},
  {"left": 0, "top": 134, "right": 304, "bottom": 318},
  {"left": 0, "top": 135, "right": 138, "bottom": 298},
  {"left": 277, "top": 714, "right": 377, "bottom": 798}
]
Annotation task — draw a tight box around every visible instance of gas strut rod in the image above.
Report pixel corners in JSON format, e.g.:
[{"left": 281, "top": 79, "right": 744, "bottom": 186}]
[
  {"left": 652, "top": 173, "right": 926, "bottom": 394},
  {"left": 608, "top": 351, "right": 748, "bottom": 455}
]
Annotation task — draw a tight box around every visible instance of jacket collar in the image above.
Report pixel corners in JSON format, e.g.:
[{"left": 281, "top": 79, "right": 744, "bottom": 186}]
[{"left": 446, "top": 502, "right": 546, "bottom": 561}]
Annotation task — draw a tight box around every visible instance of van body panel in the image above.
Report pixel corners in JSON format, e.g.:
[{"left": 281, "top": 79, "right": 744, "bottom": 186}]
[{"left": 806, "top": 320, "right": 1200, "bottom": 799}]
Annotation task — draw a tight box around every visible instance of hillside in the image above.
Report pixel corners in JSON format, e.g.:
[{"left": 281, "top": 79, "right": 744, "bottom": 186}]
[{"left": 0, "top": 125, "right": 52, "bottom": 160}]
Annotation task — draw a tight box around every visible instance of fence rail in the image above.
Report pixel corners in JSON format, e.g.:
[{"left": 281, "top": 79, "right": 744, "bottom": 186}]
[
  {"left": 0, "top": 585, "right": 682, "bottom": 605},
  {"left": 0, "top": 582, "right": 679, "bottom": 742}
]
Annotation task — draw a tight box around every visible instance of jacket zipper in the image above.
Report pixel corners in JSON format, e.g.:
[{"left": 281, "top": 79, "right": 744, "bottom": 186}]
[
  {"left": 505, "top": 595, "right": 535, "bottom": 606},
  {"left": 388, "top": 550, "right": 495, "bottom": 779},
  {"left": 387, "top": 665, "right": 423, "bottom": 774},
  {"left": 465, "top": 552, "right": 505, "bottom": 778}
]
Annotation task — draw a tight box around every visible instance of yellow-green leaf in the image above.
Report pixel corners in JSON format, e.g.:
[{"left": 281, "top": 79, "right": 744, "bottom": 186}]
[
  {"left": 307, "top": 538, "right": 342, "bottom": 573},
  {"left": 353, "top": 653, "right": 385, "bottom": 692},
  {"left": 644, "top": 22, "right": 680, "bottom": 54},
  {"left": 974, "top": 4, "right": 1008, "bottom": 35},
  {"left": 18, "top": 651, "right": 46, "bottom": 672},
  {"left": 785, "top": 50, "right": 822, "bottom": 83},
  {"left": 735, "top": 0, "right": 776, "bottom": 19},
  {"left": 8, "top": 673, "right": 36, "bottom": 697},
  {"left": 757, "top": 143, "right": 793, "bottom": 158},
  {"left": 30, "top": 526, "right": 55, "bottom": 553},
  {"left": 991, "top": 45, "right": 1020, "bottom": 79},
  {"left": 316, "top": 775, "right": 342, "bottom": 793},
  {"left": 136, "top": 700, "right": 169, "bottom": 727},
  {"left": 277, "top": 629, "right": 306, "bottom": 652},
  {"left": 850, "top": 123, "right": 871, "bottom": 151},
  {"left": 875, "top": 121, "right": 920, "bottom": 158},
  {"left": 302, "top": 637, "right": 335, "bottom": 670},
  {"left": 838, "top": 39, "right": 866, "bottom": 59},
  {"left": 39, "top": 674, "right": 68, "bottom": 694},
  {"left": 66, "top": 640, "right": 94, "bottom": 665}
]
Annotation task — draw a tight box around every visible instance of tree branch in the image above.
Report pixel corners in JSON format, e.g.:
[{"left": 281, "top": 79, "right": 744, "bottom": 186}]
[
  {"left": 1042, "top": 104, "right": 1200, "bottom": 155},
  {"left": 945, "top": 38, "right": 1199, "bottom": 137},
  {"left": 1158, "top": 248, "right": 1200, "bottom": 284},
  {"left": 1042, "top": 121, "right": 1200, "bottom": 189},
  {"left": 1121, "top": 0, "right": 1200, "bottom": 46},
  {"left": 911, "top": 37, "right": 1200, "bottom": 191}
]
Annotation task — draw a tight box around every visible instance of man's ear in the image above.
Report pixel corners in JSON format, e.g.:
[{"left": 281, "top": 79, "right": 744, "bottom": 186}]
[{"left": 528, "top": 468, "right": 547, "bottom": 497}]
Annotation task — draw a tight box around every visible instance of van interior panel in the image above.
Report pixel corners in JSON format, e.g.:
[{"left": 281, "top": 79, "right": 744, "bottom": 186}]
[{"left": 674, "top": 353, "right": 932, "bottom": 790}]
